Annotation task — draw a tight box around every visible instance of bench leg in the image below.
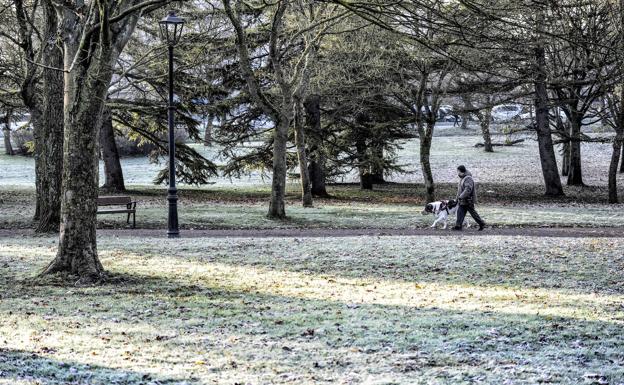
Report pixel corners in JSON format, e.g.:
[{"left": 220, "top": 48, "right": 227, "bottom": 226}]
[
  {"left": 127, "top": 212, "right": 131, "bottom": 225},
  {"left": 133, "top": 212, "right": 136, "bottom": 229}
]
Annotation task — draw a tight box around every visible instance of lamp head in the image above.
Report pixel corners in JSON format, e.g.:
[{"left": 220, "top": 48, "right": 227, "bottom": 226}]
[{"left": 159, "top": 11, "right": 185, "bottom": 46}]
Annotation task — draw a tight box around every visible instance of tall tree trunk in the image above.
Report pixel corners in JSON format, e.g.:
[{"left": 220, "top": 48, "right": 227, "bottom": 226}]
[
  {"left": 44, "top": 39, "right": 111, "bottom": 281},
  {"left": 371, "top": 142, "right": 386, "bottom": 184},
  {"left": 479, "top": 108, "right": 493, "bottom": 152},
  {"left": 308, "top": 159, "right": 327, "bottom": 197},
  {"left": 555, "top": 118, "right": 570, "bottom": 176},
  {"left": 360, "top": 173, "right": 373, "bottom": 190},
  {"left": 304, "top": 95, "right": 328, "bottom": 197},
  {"left": 460, "top": 114, "right": 469, "bottom": 130},
  {"left": 356, "top": 137, "right": 372, "bottom": 190},
  {"left": 268, "top": 114, "right": 290, "bottom": 218},
  {"left": 567, "top": 117, "right": 584, "bottom": 186},
  {"left": 223, "top": 0, "right": 292, "bottom": 219},
  {"left": 100, "top": 106, "right": 125, "bottom": 192},
  {"left": 294, "top": 99, "right": 313, "bottom": 207},
  {"left": 419, "top": 123, "right": 435, "bottom": 203},
  {"left": 561, "top": 142, "right": 570, "bottom": 176},
  {"left": 34, "top": 0, "right": 64, "bottom": 233},
  {"left": 43, "top": 2, "right": 140, "bottom": 281},
  {"left": 460, "top": 95, "right": 470, "bottom": 130},
  {"left": 619, "top": 0, "right": 624, "bottom": 179},
  {"left": 2, "top": 112, "right": 13, "bottom": 155},
  {"left": 608, "top": 134, "right": 623, "bottom": 203},
  {"left": 534, "top": 43, "right": 564, "bottom": 196},
  {"left": 203, "top": 114, "right": 214, "bottom": 146},
  {"left": 15, "top": 0, "right": 44, "bottom": 220}
]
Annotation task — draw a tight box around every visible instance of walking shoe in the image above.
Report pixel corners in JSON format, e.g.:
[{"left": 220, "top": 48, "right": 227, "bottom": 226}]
[
  {"left": 452, "top": 226, "right": 462, "bottom": 231},
  {"left": 478, "top": 223, "right": 486, "bottom": 231}
]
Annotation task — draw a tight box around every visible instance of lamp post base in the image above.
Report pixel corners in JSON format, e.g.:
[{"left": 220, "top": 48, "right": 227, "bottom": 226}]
[{"left": 167, "top": 187, "right": 179, "bottom": 238}]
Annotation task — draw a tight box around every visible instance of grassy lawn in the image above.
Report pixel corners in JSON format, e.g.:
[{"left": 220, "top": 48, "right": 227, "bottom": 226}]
[
  {"left": 0, "top": 234, "right": 623, "bottom": 384},
  {"left": 2, "top": 184, "right": 624, "bottom": 231},
  {"left": 2, "top": 131, "right": 622, "bottom": 384},
  {"left": 2, "top": 134, "right": 621, "bottom": 188},
  {"left": 2, "top": 131, "right": 622, "bottom": 231}
]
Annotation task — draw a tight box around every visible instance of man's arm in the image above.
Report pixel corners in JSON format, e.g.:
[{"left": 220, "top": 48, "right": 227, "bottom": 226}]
[{"left": 458, "top": 177, "right": 474, "bottom": 199}]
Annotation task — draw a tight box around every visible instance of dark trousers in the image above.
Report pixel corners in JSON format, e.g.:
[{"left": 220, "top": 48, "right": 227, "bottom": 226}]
[{"left": 456, "top": 203, "right": 485, "bottom": 228}]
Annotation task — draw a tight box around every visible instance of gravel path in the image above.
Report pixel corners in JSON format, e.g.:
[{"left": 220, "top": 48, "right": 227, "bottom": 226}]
[{"left": 2, "top": 227, "right": 622, "bottom": 239}]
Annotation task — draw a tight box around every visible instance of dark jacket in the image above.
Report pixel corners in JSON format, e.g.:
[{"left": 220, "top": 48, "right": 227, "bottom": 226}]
[{"left": 457, "top": 171, "right": 478, "bottom": 205}]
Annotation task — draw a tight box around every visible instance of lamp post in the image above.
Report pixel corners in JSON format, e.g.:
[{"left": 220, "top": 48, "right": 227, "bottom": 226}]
[{"left": 159, "top": 11, "right": 185, "bottom": 238}]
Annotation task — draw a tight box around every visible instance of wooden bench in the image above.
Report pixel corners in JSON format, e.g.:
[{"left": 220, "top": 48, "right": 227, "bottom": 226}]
[{"left": 97, "top": 196, "right": 137, "bottom": 228}]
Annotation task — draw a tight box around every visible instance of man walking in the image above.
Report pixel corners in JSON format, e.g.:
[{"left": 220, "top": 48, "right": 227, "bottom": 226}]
[
  {"left": 454, "top": 165, "right": 486, "bottom": 231},
  {"left": 452, "top": 113, "right": 460, "bottom": 127}
]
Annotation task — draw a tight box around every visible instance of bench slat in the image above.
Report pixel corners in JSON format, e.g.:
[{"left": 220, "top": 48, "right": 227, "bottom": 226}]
[
  {"left": 97, "top": 209, "right": 135, "bottom": 214},
  {"left": 96, "top": 196, "right": 137, "bottom": 228},
  {"left": 98, "top": 196, "right": 132, "bottom": 205}
]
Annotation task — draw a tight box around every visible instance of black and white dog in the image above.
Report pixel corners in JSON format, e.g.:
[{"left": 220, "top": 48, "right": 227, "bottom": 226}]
[{"left": 421, "top": 199, "right": 470, "bottom": 229}]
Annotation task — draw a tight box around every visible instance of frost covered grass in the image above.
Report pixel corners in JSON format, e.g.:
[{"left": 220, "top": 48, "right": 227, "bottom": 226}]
[
  {"left": 2, "top": 185, "right": 624, "bottom": 230},
  {"left": 1, "top": 134, "right": 621, "bottom": 187},
  {"left": 111, "top": 202, "right": 624, "bottom": 229},
  {"left": 1, "top": 234, "right": 623, "bottom": 384},
  {"left": 2, "top": 132, "right": 622, "bottom": 231}
]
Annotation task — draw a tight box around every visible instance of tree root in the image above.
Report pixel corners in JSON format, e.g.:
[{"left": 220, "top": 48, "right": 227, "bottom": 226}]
[{"left": 39, "top": 255, "right": 106, "bottom": 287}]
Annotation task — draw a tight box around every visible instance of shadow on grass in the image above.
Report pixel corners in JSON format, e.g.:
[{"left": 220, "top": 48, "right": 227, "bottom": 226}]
[
  {"left": 1, "top": 268, "right": 623, "bottom": 384},
  {"left": 87, "top": 236, "right": 621, "bottom": 296},
  {"left": 1, "top": 234, "right": 622, "bottom": 298},
  {"left": 0, "top": 348, "right": 188, "bottom": 385}
]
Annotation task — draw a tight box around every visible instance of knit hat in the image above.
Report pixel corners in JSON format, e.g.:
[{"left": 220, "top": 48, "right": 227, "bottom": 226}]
[{"left": 457, "top": 165, "right": 467, "bottom": 173}]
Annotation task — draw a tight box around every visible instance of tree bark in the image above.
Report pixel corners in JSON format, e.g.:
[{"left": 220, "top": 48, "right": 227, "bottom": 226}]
[
  {"left": 294, "top": 98, "right": 313, "bottom": 207},
  {"left": 460, "top": 114, "right": 469, "bottom": 130},
  {"left": 45, "top": 41, "right": 111, "bottom": 281},
  {"left": 561, "top": 142, "right": 570, "bottom": 176},
  {"left": 360, "top": 173, "right": 374, "bottom": 190},
  {"left": 478, "top": 108, "right": 493, "bottom": 152},
  {"left": 419, "top": 123, "right": 435, "bottom": 203},
  {"left": 608, "top": 134, "right": 622, "bottom": 204},
  {"left": 534, "top": 43, "right": 564, "bottom": 196},
  {"left": 34, "top": 0, "right": 64, "bottom": 233},
  {"left": 2, "top": 112, "right": 13, "bottom": 155},
  {"left": 371, "top": 142, "right": 386, "bottom": 184},
  {"left": 268, "top": 115, "right": 291, "bottom": 218},
  {"left": 356, "top": 137, "right": 372, "bottom": 190},
  {"left": 608, "top": 0, "right": 624, "bottom": 199},
  {"left": 567, "top": 117, "right": 584, "bottom": 186},
  {"left": 100, "top": 106, "right": 125, "bottom": 192},
  {"left": 460, "top": 95, "right": 470, "bottom": 130},
  {"left": 304, "top": 95, "right": 328, "bottom": 197},
  {"left": 15, "top": 0, "right": 45, "bottom": 220},
  {"left": 554, "top": 116, "right": 568, "bottom": 177},
  {"left": 203, "top": 114, "right": 214, "bottom": 146},
  {"left": 43, "top": 1, "right": 140, "bottom": 281},
  {"left": 308, "top": 160, "right": 327, "bottom": 197}
]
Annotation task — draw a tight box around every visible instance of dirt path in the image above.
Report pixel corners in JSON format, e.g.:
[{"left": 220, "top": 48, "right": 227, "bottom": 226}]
[{"left": 2, "top": 227, "right": 622, "bottom": 239}]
